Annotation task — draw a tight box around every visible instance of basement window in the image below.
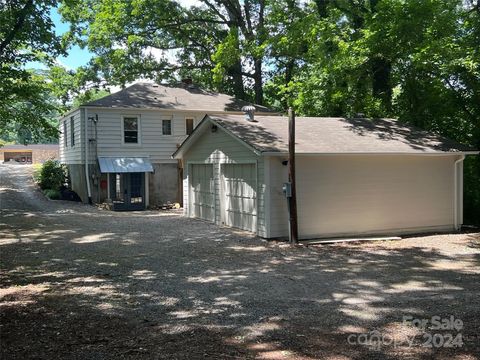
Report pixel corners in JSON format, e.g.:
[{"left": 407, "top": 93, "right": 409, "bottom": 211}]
[{"left": 123, "top": 116, "right": 139, "bottom": 143}]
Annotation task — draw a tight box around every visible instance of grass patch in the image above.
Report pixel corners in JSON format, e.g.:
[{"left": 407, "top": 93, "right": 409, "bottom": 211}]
[{"left": 43, "top": 189, "right": 61, "bottom": 200}]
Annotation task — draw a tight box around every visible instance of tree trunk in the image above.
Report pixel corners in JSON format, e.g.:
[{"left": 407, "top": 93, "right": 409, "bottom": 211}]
[
  {"left": 371, "top": 56, "right": 392, "bottom": 113},
  {"left": 0, "top": 0, "right": 34, "bottom": 58},
  {"left": 228, "top": 59, "right": 245, "bottom": 99},
  {"left": 253, "top": 57, "right": 263, "bottom": 105}
]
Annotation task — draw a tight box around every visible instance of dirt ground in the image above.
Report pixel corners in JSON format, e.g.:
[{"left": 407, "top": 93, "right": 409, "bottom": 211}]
[{"left": 1, "top": 164, "right": 479, "bottom": 359}]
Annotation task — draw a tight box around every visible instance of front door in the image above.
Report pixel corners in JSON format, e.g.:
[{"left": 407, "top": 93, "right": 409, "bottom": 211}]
[{"left": 110, "top": 173, "right": 145, "bottom": 211}]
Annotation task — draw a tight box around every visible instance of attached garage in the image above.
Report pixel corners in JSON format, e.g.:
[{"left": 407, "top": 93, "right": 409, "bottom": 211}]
[{"left": 173, "top": 114, "right": 478, "bottom": 239}]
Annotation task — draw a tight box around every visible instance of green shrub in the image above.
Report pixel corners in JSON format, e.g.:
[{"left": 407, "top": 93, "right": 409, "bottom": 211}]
[
  {"left": 37, "top": 160, "right": 66, "bottom": 191},
  {"left": 32, "top": 163, "right": 42, "bottom": 182},
  {"left": 43, "top": 189, "right": 61, "bottom": 200}
]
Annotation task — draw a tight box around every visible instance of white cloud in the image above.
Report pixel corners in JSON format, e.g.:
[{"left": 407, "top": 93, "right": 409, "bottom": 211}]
[
  {"left": 177, "top": 0, "right": 202, "bottom": 8},
  {"left": 143, "top": 47, "right": 179, "bottom": 64}
]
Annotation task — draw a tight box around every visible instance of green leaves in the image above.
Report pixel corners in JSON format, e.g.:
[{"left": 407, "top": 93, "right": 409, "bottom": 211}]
[
  {"left": 0, "top": 0, "right": 66, "bottom": 142},
  {"left": 211, "top": 28, "right": 241, "bottom": 85}
]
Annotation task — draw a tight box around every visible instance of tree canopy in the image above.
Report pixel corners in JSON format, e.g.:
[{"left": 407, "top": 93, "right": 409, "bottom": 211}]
[{"left": 0, "top": 0, "right": 64, "bottom": 142}]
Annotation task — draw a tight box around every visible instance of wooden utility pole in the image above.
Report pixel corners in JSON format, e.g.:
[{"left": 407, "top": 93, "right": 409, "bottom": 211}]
[{"left": 288, "top": 107, "right": 299, "bottom": 244}]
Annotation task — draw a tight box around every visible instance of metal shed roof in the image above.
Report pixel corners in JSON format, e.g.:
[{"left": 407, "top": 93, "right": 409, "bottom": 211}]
[{"left": 98, "top": 157, "right": 154, "bottom": 173}]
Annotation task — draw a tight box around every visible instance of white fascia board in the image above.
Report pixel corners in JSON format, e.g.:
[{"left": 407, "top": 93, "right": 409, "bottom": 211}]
[{"left": 260, "top": 151, "right": 479, "bottom": 156}]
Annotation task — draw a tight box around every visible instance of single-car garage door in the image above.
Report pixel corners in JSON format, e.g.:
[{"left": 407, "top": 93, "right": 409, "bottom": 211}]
[
  {"left": 220, "top": 163, "right": 257, "bottom": 232},
  {"left": 190, "top": 164, "right": 215, "bottom": 221}
]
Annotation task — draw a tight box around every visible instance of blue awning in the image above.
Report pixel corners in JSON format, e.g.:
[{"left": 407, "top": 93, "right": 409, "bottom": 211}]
[{"left": 98, "top": 157, "right": 154, "bottom": 173}]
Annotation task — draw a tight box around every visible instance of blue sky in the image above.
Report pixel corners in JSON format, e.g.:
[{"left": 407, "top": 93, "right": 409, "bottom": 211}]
[
  {"left": 51, "top": 9, "right": 93, "bottom": 69},
  {"left": 27, "top": 8, "right": 93, "bottom": 70},
  {"left": 27, "top": 0, "right": 202, "bottom": 71}
]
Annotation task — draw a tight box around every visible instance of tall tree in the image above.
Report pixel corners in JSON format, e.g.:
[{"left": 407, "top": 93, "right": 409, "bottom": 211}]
[
  {"left": 281, "top": 0, "right": 480, "bottom": 223},
  {"left": 0, "top": 0, "right": 64, "bottom": 141},
  {"left": 60, "top": 0, "right": 274, "bottom": 104}
]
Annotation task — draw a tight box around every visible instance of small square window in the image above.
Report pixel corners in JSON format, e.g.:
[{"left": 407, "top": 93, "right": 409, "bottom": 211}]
[
  {"left": 124, "top": 117, "right": 139, "bottom": 143},
  {"left": 162, "top": 119, "right": 172, "bottom": 135},
  {"left": 186, "top": 118, "right": 194, "bottom": 135}
]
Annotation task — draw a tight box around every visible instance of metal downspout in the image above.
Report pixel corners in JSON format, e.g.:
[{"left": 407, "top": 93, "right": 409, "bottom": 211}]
[
  {"left": 454, "top": 154, "right": 465, "bottom": 231},
  {"left": 84, "top": 108, "right": 92, "bottom": 204}
]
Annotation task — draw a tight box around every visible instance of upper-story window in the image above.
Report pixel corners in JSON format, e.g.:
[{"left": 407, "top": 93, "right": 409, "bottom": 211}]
[
  {"left": 70, "top": 116, "right": 75, "bottom": 147},
  {"left": 123, "top": 116, "right": 139, "bottom": 143},
  {"left": 185, "top": 118, "right": 194, "bottom": 135},
  {"left": 162, "top": 119, "right": 172, "bottom": 135},
  {"left": 63, "top": 121, "right": 67, "bottom": 148}
]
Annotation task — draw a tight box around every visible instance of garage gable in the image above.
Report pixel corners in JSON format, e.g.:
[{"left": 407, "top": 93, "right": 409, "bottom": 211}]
[
  {"left": 181, "top": 119, "right": 259, "bottom": 163},
  {"left": 180, "top": 123, "right": 267, "bottom": 237},
  {"left": 173, "top": 116, "right": 260, "bottom": 160}
]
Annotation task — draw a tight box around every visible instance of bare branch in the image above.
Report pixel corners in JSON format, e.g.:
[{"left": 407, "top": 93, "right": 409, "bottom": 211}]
[{"left": 198, "top": 0, "right": 230, "bottom": 23}]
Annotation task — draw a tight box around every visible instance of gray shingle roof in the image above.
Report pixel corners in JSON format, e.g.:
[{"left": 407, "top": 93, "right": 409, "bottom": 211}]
[
  {"left": 207, "top": 115, "right": 476, "bottom": 154},
  {"left": 83, "top": 82, "right": 273, "bottom": 113}
]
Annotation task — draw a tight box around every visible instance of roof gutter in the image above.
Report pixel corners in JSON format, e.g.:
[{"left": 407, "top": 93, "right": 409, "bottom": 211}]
[
  {"left": 260, "top": 151, "right": 480, "bottom": 157},
  {"left": 81, "top": 106, "right": 278, "bottom": 116}
]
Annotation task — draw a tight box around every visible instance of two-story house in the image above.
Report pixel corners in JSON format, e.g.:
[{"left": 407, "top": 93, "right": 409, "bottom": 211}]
[{"left": 59, "top": 81, "right": 272, "bottom": 210}]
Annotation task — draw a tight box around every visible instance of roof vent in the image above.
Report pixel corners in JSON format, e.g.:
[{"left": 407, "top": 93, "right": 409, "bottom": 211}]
[{"left": 242, "top": 105, "right": 257, "bottom": 122}]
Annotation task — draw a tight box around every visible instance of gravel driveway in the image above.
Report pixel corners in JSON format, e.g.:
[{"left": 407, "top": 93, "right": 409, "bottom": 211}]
[{"left": 1, "top": 164, "right": 479, "bottom": 359}]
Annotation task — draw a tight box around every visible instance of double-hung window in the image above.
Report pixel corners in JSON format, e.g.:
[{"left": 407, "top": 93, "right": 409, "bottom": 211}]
[
  {"left": 123, "top": 116, "right": 139, "bottom": 144},
  {"left": 162, "top": 119, "right": 172, "bottom": 135}
]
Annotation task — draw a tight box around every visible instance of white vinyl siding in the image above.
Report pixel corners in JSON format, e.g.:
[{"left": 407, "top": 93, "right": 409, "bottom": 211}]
[
  {"left": 59, "top": 108, "right": 83, "bottom": 164},
  {"left": 182, "top": 124, "right": 266, "bottom": 237},
  {"left": 89, "top": 108, "right": 205, "bottom": 163},
  {"left": 268, "top": 155, "right": 457, "bottom": 239},
  {"left": 265, "top": 156, "right": 289, "bottom": 238}
]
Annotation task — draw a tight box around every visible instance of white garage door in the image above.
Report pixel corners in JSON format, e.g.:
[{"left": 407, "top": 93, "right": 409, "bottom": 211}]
[
  {"left": 190, "top": 164, "right": 215, "bottom": 222},
  {"left": 221, "top": 163, "right": 257, "bottom": 232}
]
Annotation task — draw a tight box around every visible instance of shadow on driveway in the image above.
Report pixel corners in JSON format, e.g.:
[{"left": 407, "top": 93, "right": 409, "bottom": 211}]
[{"left": 0, "top": 165, "right": 479, "bottom": 359}]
